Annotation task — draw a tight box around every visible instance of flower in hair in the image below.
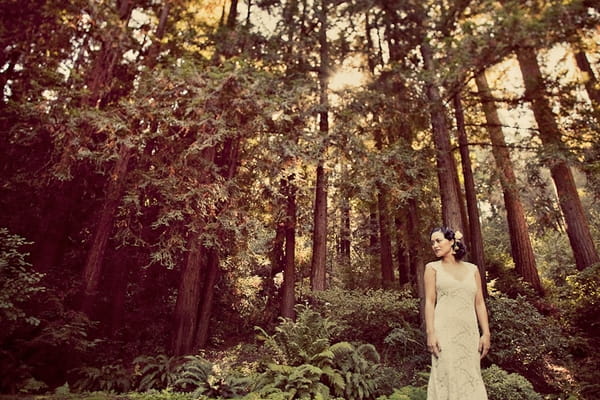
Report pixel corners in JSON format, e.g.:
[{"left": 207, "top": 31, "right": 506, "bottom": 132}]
[{"left": 454, "top": 231, "right": 463, "bottom": 241}]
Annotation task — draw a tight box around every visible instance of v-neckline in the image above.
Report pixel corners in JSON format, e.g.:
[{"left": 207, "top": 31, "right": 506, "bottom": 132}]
[{"left": 438, "top": 262, "right": 471, "bottom": 282}]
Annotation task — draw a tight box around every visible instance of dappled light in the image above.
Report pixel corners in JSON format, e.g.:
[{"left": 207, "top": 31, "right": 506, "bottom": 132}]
[{"left": 1, "top": 0, "right": 599, "bottom": 399}]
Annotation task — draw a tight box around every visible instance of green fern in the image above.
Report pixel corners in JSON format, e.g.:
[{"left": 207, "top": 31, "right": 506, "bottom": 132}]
[
  {"left": 256, "top": 363, "right": 332, "bottom": 399},
  {"left": 134, "top": 354, "right": 185, "bottom": 391},
  {"left": 71, "top": 363, "right": 131, "bottom": 393},
  {"left": 255, "top": 305, "right": 340, "bottom": 366},
  {"left": 329, "top": 342, "right": 381, "bottom": 400}
]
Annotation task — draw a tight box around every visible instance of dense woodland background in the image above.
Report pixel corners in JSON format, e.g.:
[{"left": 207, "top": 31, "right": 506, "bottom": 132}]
[{"left": 1, "top": 0, "right": 600, "bottom": 399}]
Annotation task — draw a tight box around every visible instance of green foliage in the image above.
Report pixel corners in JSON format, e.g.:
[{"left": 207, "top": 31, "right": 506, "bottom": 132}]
[
  {"left": 71, "top": 363, "right": 131, "bottom": 393},
  {"left": 254, "top": 306, "right": 388, "bottom": 399},
  {"left": 555, "top": 263, "right": 600, "bottom": 335},
  {"left": 375, "top": 385, "right": 427, "bottom": 400},
  {"left": 307, "top": 288, "right": 423, "bottom": 367},
  {"left": 127, "top": 388, "right": 197, "bottom": 400},
  {"left": 254, "top": 363, "right": 333, "bottom": 399},
  {"left": 486, "top": 295, "right": 569, "bottom": 391},
  {"left": 0, "top": 228, "right": 44, "bottom": 329},
  {"left": 255, "top": 304, "right": 340, "bottom": 366},
  {"left": 134, "top": 354, "right": 186, "bottom": 392},
  {"left": 175, "top": 355, "right": 250, "bottom": 398},
  {"left": 482, "top": 365, "right": 542, "bottom": 400},
  {"left": 328, "top": 342, "right": 380, "bottom": 400}
]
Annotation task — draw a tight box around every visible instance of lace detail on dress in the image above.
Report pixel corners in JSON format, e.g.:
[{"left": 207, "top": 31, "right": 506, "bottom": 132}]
[{"left": 427, "top": 262, "right": 487, "bottom": 400}]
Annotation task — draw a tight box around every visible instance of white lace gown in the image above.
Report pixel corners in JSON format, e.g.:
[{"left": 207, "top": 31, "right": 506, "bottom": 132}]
[{"left": 427, "top": 262, "right": 488, "bottom": 400}]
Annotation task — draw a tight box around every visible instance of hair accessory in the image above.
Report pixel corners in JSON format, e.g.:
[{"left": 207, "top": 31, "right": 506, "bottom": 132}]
[{"left": 454, "top": 231, "right": 463, "bottom": 241}]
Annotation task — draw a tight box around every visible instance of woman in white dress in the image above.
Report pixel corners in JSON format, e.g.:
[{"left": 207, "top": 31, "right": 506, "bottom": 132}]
[{"left": 424, "top": 226, "right": 490, "bottom": 399}]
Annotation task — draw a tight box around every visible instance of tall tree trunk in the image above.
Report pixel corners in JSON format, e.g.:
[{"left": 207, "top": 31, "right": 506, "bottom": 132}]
[
  {"left": 81, "top": 145, "right": 132, "bottom": 315},
  {"left": 281, "top": 175, "right": 297, "bottom": 319},
  {"left": 32, "top": 184, "right": 79, "bottom": 272},
  {"left": 172, "top": 238, "right": 205, "bottom": 355},
  {"left": 195, "top": 249, "right": 219, "bottom": 348},
  {"left": 377, "top": 188, "right": 395, "bottom": 287},
  {"left": 407, "top": 197, "right": 421, "bottom": 285},
  {"left": 310, "top": 0, "right": 329, "bottom": 291},
  {"left": 145, "top": 0, "right": 172, "bottom": 68},
  {"left": 475, "top": 72, "right": 542, "bottom": 292},
  {"left": 108, "top": 254, "right": 129, "bottom": 337},
  {"left": 311, "top": 163, "right": 328, "bottom": 291},
  {"left": 338, "top": 163, "right": 351, "bottom": 267},
  {"left": 81, "top": 0, "right": 173, "bottom": 316},
  {"left": 516, "top": 46, "right": 599, "bottom": 270},
  {"left": 395, "top": 215, "right": 410, "bottom": 285},
  {"left": 226, "top": 0, "right": 239, "bottom": 28},
  {"left": 369, "top": 207, "right": 379, "bottom": 273},
  {"left": 33, "top": 1, "right": 134, "bottom": 274},
  {"left": 573, "top": 49, "right": 600, "bottom": 106},
  {"left": 453, "top": 93, "right": 487, "bottom": 296},
  {"left": 420, "top": 42, "right": 464, "bottom": 233}
]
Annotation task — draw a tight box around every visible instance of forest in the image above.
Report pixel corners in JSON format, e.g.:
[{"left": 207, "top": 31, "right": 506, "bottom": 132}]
[{"left": 1, "top": 0, "right": 599, "bottom": 399}]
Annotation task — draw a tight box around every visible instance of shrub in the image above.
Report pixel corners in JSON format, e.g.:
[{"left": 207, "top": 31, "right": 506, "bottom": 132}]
[
  {"left": 71, "top": 363, "right": 131, "bottom": 393},
  {"left": 255, "top": 304, "right": 339, "bottom": 366},
  {"left": 486, "top": 295, "right": 569, "bottom": 392},
  {"left": 375, "top": 385, "right": 427, "bottom": 400},
  {"left": 556, "top": 263, "right": 600, "bottom": 335},
  {"left": 306, "top": 288, "right": 422, "bottom": 360},
  {"left": 482, "top": 364, "right": 542, "bottom": 400}
]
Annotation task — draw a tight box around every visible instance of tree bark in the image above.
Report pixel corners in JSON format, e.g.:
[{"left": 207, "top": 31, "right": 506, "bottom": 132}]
[
  {"left": 81, "top": 145, "right": 132, "bottom": 316},
  {"left": 338, "top": 164, "right": 351, "bottom": 267},
  {"left": 377, "top": 188, "right": 395, "bottom": 287},
  {"left": 195, "top": 249, "right": 219, "bottom": 348},
  {"left": 81, "top": 0, "right": 173, "bottom": 316},
  {"left": 420, "top": 42, "right": 465, "bottom": 233},
  {"left": 395, "top": 215, "right": 410, "bottom": 285},
  {"left": 453, "top": 93, "right": 487, "bottom": 296},
  {"left": 516, "top": 46, "right": 599, "bottom": 270},
  {"left": 310, "top": 0, "right": 329, "bottom": 292},
  {"left": 311, "top": 162, "right": 328, "bottom": 291},
  {"left": 172, "top": 238, "right": 205, "bottom": 356},
  {"left": 573, "top": 50, "right": 600, "bottom": 106},
  {"left": 281, "top": 175, "right": 297, "bottom": 319},
  {"left": 475, "top": 72, "right": 542, "bottom": 292}
]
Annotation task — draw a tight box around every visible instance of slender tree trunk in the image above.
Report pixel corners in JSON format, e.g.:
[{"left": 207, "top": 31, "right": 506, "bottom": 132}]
[
  {"left": 81, "top": 145, "right": 132, "bottom": 315},
  {"left": 395, "top": 215, "right": 410, "bottom": 285},
  {"left": 573, "top": 50, "right": 600, "bottom": 105},
  {"left": 516, "top": 46, "right": 599, "bottom": 270},
  {"left": 369, "top": 207, "right": 379, "bottom": 273},
  {"left": 82, "top": 0, "right": 174, "bottom": 316},
  {"left": 281, "top": 175, "right": 297, "bottom": 319},
  {"left": 453, "top": 93, "right": 487, "bottom": 296},
  {"left": 108, "top": 255, "right": 129, "bottom": 337},
  {"left": 338, "top": 163, "right": 351, "bottom": 267},
  {"left": 407, "top": 197, "right": 421, "bottom": 285},
  {"left": 377, "top": 188, "right": 395, "bottom": 287},
  {"left": 311, "top": 163, "right": 328, "bottom": 291},
  {"left": 420, "top": 42, "right": 464, "bottom": 233},
  {"left": 195, "top": 249, "right": 219, "bottom": 348},
  {"left": 172, "top": 238, "right": 205, "bottom": 356},
  {"left": 226, "top": 0, "right": 239, "bottom": 28},
  {"left": 310, "top": 0, "right": 329, "bottom": 291},
  {"left": 145, "top": 0, "right": 171, "bottom": 68},
  {"left": 475, "top": 72, "right": 542, "bottom": 292},
  {"left": 32, "top": 184, "right": 78, "bottom": 272}
]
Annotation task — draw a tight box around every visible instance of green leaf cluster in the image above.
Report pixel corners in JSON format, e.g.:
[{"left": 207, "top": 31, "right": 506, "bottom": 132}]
[{"left": 481, "top": 365, "right": 542, "bottom": 400}]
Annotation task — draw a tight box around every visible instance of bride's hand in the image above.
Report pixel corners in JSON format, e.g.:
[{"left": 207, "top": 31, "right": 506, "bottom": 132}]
[
  {"left": 479, "top": 334, "right": 491, "bottom": 359},
  {"left": 427, "top": 333, "right": 442, "bottom": 358}
]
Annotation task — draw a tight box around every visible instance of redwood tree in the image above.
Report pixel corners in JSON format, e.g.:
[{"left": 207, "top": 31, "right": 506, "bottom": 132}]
[
  {"left": 516, "top": 45, "right": 599, "bottom": 270},
  {"left": 475, "top": 71, "right": 542, "bottom": 293}
]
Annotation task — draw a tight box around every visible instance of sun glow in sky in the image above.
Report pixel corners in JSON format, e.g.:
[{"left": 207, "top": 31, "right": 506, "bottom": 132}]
[{"left": 329, "top": 67, "right": 367, "bottom": 91}]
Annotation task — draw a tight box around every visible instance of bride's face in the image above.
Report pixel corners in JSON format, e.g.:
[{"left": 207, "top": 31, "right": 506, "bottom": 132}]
[{"left": 430, "top": 231, "right": 452, "bottom": 258}]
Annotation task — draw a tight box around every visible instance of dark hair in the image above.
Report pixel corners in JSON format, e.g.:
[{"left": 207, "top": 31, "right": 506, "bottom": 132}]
[{"left": 430, "top": 226, "right": 467, "bottom": 260}]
